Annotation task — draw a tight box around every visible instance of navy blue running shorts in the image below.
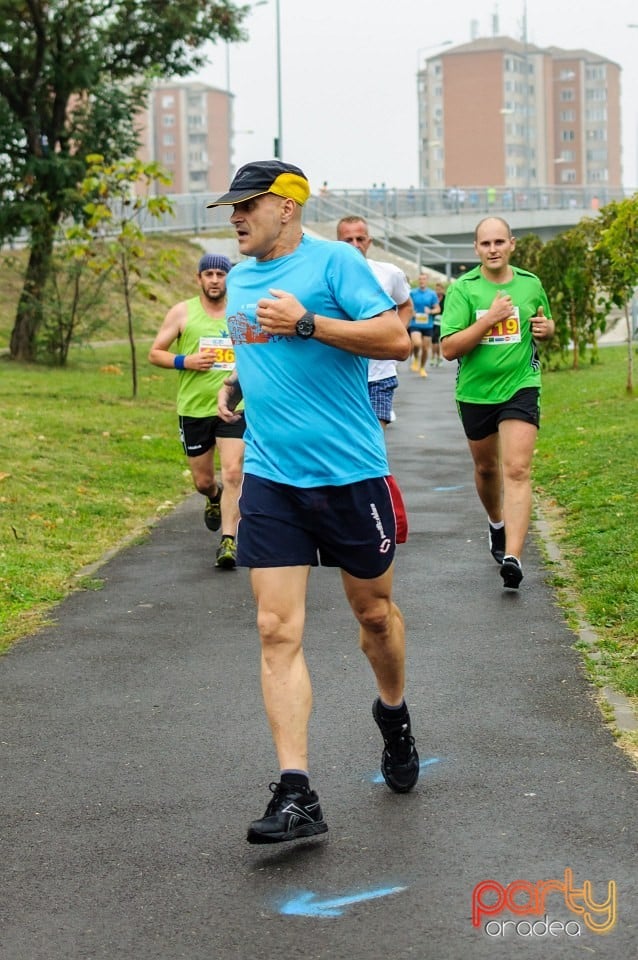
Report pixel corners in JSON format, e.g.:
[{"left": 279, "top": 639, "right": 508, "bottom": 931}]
[
  {"left": 237, "top": 474, "right": 397, "bottom": 579},
  {"left": 178, "top": 413, "right": 246, "bottom": 457},
  {"left": 457, "top": 387, "right": 540, "bottom": 441},
  {"left": 408, "top": 322, "right": 434, "bottom": 336}
]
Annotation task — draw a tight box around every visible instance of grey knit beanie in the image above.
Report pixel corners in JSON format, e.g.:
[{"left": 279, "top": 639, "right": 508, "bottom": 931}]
[{"left": 198, "top": 253, "right": 232, "bottom": 274}]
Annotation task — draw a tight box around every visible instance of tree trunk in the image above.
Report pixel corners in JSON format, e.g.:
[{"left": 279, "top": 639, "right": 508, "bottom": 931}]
[
  {"left": 570, "top": 307, "right": 579, "bottom": 369},
  {"left": 9, "top": 221, "right": 56, "bottom": 361},
  {"left": 625, "top": 303, "right": 634, "bottom": 395}
]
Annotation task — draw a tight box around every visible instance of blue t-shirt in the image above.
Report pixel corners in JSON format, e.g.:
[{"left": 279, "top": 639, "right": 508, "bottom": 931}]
[
  {"left": 410, "top": 287, "right": 438, "bottom": 326},
  {"left": 226, "top": 234, "right": 394, "bottom": 487}
]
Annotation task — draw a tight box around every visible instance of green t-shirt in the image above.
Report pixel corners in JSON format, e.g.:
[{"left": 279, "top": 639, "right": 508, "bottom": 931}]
[
  {"left": 441, "top": 265, "right": 551, "bottom": 403},
  {"left": 175, "top": 296, "right": 243, "bottom": 418}
]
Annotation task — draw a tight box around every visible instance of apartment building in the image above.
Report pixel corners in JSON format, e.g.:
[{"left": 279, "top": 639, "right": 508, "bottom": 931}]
[
  {"left": 418, "top": 37, "right": 621, "bottom": 189},
  {"left": 137, "top": 81, "right": 232, "bottom": 194}
]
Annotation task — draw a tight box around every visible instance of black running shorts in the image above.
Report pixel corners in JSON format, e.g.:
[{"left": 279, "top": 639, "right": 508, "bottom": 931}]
[
  {"left": 457, "top": 387, "right": 540, "bottom": 441},
  {"left": 178, "top": 413, "right": 246, "bottom": 457}
]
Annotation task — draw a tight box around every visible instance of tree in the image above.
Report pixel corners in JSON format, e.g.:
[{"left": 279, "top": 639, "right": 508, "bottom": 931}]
[
  {"left": 0, "top": 0, "right": 247, "bottom": 362},
  {"left": 536, "top": 224, "right": 607, "bottom": 370},
  {"left": 38, "top": 229, "right": 114, "bottom": 366},
  {"left": 590, "top": 196, "right": 638, "bottom": 394},
  {"left": 511, "top": 232, "right": 543, "bottom": 276},
  {"left": 76, "top": 154, "right": 177, "bottom": 396}
]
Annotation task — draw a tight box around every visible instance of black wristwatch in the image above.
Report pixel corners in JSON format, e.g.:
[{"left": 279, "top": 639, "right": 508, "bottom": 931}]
[{"left": 295, "top": 311, "right": 316, "bottom": 339}]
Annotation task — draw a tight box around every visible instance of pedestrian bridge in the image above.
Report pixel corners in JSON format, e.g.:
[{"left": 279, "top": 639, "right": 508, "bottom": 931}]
[{"left": 151, "top": 184, "right": 631, "bottom": 278}]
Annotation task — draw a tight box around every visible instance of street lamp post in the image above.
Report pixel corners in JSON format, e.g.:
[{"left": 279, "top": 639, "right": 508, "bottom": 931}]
[
  {"left": 415, "top": 40, "right": 452, "bottom": 72},
  {"left": 226, "top": 1, "right": 268, "bottom": 176},
  {"left": 274, "top": 0, "right": 282, "bottom": 158}
]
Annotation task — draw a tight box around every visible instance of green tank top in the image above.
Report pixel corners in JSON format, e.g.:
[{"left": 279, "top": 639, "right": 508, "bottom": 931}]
[{"left": 175, "top": 296, "right": 243, "bottom": 417}]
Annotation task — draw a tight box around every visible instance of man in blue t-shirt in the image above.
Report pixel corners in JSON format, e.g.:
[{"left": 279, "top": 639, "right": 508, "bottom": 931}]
[
  {"left": 408, "top": 272, "right": 440, "bottom": 377},
  {"left": 212, "top": 160, "right": 420, "bottom": 845}
]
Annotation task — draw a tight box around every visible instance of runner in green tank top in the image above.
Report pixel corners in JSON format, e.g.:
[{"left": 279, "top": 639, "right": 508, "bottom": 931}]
[
  {"left": 148, "top": 253, "right": 245, "bottom": 570},
  {"left": 441, "top": 217, "right": 554, "bottom": 591}
]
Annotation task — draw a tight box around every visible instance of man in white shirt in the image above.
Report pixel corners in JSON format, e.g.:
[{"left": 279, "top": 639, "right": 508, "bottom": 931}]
[{"left": 336, "top": 216, "right": 413, "bottom": 427}]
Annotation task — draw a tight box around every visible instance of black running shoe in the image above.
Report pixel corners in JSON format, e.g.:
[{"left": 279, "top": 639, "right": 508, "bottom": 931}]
[
  {"left": 204, "top": 482, "right": 223, "bottom": 532},
  {"left": 372, "top": 698, "right": 420, "bottom": 793},
  {"left": 246, "top": 781, "right": 328, "bottom": 844},
  {"left": 500, "top": 555, "right": 523, "bottom": 589},
  {"left": 488, "top": 523, "right": 506, "bottom": 564}
]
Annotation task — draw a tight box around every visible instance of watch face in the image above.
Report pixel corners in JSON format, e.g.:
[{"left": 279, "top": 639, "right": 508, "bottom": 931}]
[{"left": 296, "top": 312, "right": 315, "bottom": 338}]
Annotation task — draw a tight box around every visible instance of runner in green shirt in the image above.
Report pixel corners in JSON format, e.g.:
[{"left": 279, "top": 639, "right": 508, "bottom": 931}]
[
  {"left": 149, "top": 254, "right": 245, "bottom": 570},
  {"left": 441, "top": 217, "right": 554, "bottom": 590}
]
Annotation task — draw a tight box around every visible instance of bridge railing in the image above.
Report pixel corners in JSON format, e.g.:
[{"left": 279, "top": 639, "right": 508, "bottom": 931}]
[
  {"left": 137, "top": 183, "right": 632, "bottom": 236},
  {"left": 304, "top": 185, "right": 630, "bottom": 221}
]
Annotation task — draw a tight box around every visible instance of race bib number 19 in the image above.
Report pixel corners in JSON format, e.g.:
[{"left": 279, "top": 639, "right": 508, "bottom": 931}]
[
  {"left": 477, "top": 307, "right": 521, "bottom": 345},
  {"left": 199, "top": 336, "right": 236, "bottom": 369}
]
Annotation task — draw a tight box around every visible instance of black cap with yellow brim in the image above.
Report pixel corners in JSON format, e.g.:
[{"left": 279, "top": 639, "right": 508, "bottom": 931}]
[{"left": 207, "top": 160, "right": 310, "bottom": 207}]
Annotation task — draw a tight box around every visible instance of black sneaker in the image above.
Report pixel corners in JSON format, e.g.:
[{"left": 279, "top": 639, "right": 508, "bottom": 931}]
[
  {"left": 500, "top": 555, "right": 523, "bottom": 589},
  {"left": 215, "top": 535, "right": 236, "bottom": 570},
  {"left": 488, "top": 523, "right": 506, "bottom": 564},
  {"left": 372, "top": 698, "right": 420, "bottom": 793},
  {"left": 204, "top": 482, "right": 223, "bottom": 532},
  {"left": 246, "top": 781, "right": 328, "bottom": 844}
]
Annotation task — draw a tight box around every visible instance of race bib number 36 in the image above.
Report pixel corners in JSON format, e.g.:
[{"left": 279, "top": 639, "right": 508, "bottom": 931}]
[
  {"left": 199, "top": 336, "right": 236, "bottom": 369},
  {"left": 477, "top": 307, "right": 521, "bottom": 345}
]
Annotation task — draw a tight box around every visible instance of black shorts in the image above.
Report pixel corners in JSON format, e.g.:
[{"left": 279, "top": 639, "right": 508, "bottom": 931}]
[
  {"left": 431, "top": 323, "right": 441, "bottom": 345},
  {"left": 457, "top": 387, "right": 540, "bottom": 441},
  {"left": 178, "top": 413, "right": 246, "bottom": 457},
  {"left": 237, "top": 474, "right": 397, "bottom": 579}
]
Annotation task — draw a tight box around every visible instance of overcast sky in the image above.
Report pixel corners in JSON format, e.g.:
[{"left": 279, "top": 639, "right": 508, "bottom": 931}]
[{"left": 192, "top": 0, "right": 638, "bottom": 192}]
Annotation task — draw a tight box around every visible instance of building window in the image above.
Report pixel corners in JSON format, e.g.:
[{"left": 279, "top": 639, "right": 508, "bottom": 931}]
[
  {"left": 560, "top": 110, "right": 575, "bottom": 121},
  {"left": 162, "top": 152, "right": 175, "bottom": 164},
  {"left": 560, "top": 89, "right": 575, "bottom": 101},
  {"left": 161, "top": 95, "right": 175, "bottom": 108},
  {"left": 561, "top": 129, "right": 576, "bottom": 141},
  {"left": 560, "top": 169, "right": 576, "bottom": 183},
  {"left": 163, "top": 134, "right": 175, "bottom": 146},
  {"left": 163, "top": 114, "right": 175, "bottom": 127},
  {"left": 586, "top": 65, "right": 606, "bottom": 81}
]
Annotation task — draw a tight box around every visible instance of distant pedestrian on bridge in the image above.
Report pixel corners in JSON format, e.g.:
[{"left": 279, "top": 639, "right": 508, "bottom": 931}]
[{"left": 441, "top": 216, "right": 555, "bottom": 590}]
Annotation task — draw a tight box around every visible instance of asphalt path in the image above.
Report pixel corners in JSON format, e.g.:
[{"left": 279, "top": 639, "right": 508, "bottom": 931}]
[{"left": 1, "top": 359, "right": 636, "bottom": 960}]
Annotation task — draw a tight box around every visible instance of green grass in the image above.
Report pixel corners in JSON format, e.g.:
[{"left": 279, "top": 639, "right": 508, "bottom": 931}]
[
  {"left": 0, "top": 344, "right": 192, "bottom": 649},
  {"left": 534, "top": 345, "right": 638, "bottom": 715}
]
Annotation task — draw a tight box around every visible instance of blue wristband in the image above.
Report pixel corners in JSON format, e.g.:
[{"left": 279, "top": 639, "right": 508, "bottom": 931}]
[{"left": 174, "top": 354, "right": 186, "bottom": 370}]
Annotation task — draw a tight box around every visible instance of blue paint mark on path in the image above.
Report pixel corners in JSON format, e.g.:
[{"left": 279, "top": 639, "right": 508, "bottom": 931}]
[
  {"left": 433, "top": 484, "right": 465, "bottom": 492},
  {"left": 369, "top": 756, "right": 441, "bottom": 784},
  {"left": 278, "top": 885, "right": 407, "bottom": 917}
]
